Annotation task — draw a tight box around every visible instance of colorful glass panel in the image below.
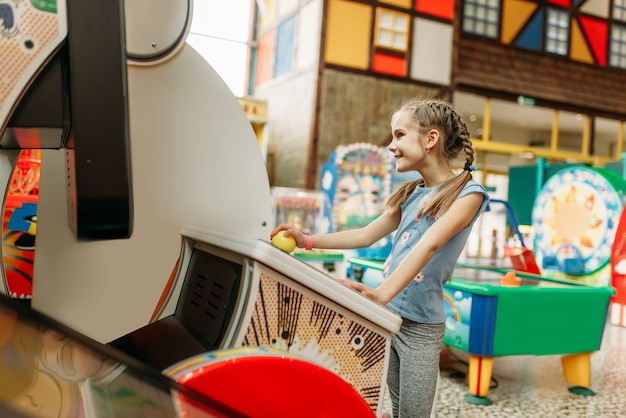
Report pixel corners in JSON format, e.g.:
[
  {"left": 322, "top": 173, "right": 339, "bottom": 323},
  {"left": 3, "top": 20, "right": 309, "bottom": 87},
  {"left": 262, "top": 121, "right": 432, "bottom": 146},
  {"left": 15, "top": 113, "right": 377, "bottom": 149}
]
[
  {"left": 372, "top": 52, "right": 407, "bottom": 77},
  {"left": 375, "top": 9, "right": 409, "bottom": 51},
  {"left": 580, "top": 0, "right": 609, "bottom": 18},
  {"left": 579, "top": 15, "right": 608, "bottom": 65},
  {"left": 548, "top": 0, "right": 570, "bottom": 6},
  {"left": 462, "top": 0, "right": 500, "bottom": 38},
  {"left": 570, "top": 19, "right": 596, "bottom": 63},
  {"left": 546, "top": 8, "right": 569, "bottom": 55},
  {"left": 416, "top": 0, "right": 455, "bottom": 20},
  {"left": 255, "top": 30, "right": 275, "bottom": 86},
  {"left": 274, "top": 15, "right": 295, "bottom": 78},
  {"left": 501, "top": 0, "right": 538, "bottom": 44},
  {"left": 609, "top": 25, "right": 626, "bottom": 69},
  {"left": 613, "top": 0, "right": 626, "bottom": 22},
  {"left": 324, "top": 0, "right": 372, "bottom": 69},
  {"left": 514, "top": 8, "right": 543, "bottom": 51},
  {"left": 379, "top": 0, "right": 411, "bottom": 8}
]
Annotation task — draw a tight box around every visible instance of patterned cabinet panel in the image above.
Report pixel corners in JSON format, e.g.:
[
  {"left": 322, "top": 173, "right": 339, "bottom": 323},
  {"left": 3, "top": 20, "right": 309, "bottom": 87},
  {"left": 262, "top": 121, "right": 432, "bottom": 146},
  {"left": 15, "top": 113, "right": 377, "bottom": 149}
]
[{"left": 236, "top": 262, "right": 392, "bottom": 416}]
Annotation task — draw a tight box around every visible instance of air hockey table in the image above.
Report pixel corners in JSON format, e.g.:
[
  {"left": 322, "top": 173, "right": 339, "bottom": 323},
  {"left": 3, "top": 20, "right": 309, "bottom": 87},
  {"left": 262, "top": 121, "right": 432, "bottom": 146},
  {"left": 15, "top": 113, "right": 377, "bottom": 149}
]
[{"left": 348, "top": 258, "right": 614, "bottom": 405}]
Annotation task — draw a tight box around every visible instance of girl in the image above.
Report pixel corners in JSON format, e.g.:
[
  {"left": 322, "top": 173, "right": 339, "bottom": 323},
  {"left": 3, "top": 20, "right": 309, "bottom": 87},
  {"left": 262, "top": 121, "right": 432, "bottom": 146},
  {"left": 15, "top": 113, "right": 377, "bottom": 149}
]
[{"left": 271, "top": 98, "right": 489, "bottom": 417}]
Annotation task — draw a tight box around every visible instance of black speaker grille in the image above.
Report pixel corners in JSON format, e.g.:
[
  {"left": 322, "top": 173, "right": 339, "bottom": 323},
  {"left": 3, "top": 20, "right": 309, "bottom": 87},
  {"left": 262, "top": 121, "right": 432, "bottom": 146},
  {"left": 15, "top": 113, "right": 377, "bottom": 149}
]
[{"left": 175, "top": 250, "right": 242, "bottom": 348}]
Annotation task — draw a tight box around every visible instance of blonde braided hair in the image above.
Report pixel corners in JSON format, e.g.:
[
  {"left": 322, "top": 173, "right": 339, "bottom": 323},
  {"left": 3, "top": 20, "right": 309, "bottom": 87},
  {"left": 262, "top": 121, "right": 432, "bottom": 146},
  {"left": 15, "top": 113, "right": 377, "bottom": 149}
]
[{"left": 384, "top": 98, "right": 476, "bottom": 218}]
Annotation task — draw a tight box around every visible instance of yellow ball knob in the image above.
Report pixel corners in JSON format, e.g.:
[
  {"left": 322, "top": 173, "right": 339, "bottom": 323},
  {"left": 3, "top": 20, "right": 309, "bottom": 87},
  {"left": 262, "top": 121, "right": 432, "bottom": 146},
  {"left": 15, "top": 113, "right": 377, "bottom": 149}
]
[{"left": 272, "top": 230, "right": 296, "bottom": 253}]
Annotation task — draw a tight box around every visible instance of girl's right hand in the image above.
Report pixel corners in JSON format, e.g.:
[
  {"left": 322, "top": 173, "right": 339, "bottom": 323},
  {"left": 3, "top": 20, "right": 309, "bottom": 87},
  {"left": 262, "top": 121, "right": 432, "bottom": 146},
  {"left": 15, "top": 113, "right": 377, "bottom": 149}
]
[{"left": 270, "top": 224, "right": 308, "bottom": 249}]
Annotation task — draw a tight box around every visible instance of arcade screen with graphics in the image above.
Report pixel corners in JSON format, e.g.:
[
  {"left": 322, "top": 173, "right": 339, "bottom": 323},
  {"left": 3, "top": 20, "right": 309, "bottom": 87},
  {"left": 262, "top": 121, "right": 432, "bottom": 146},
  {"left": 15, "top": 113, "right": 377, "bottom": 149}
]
[{"left": 0, "top": 293, "right": 245, "bottom": 418}]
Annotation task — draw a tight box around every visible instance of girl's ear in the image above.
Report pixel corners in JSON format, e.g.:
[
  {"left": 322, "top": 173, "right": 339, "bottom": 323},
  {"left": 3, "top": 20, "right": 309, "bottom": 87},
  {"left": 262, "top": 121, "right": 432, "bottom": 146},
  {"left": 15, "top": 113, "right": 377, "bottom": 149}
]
[{"left": 426, "top": 129, "right": 441, "bottom": 151}]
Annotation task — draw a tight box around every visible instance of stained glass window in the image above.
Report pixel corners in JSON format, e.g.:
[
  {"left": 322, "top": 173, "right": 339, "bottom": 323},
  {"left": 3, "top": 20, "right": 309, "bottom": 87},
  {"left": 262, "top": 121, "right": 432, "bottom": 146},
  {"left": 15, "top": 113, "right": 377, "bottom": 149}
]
[
  {"left": 614, "top": 0, "right": 626, "bottom": 22},
  {"left": 609, "top": 25, "right": 626, "bottom": 69},
  {"left": 462, "top": 0, "right": 500, "bottom": 39},
  {"left": 546, "top": 8, "right": 569, "bottom": 55},
  {"left": 375, "top": 9, "right": 409, "bottom": 51}
]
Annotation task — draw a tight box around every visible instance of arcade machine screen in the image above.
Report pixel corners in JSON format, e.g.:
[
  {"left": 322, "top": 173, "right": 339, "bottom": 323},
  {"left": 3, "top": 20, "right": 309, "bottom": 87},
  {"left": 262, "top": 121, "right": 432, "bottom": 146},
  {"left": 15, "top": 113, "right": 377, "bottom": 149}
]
[{"left": 0, "top": 293, "right": 246, "bottom": 417}]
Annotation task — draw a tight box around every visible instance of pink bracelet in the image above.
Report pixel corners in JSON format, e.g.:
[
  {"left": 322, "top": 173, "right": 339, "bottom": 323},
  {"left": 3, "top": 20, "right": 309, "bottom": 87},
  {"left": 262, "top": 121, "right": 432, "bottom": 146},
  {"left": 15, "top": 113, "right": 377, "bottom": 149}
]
[{"left": 305, "top": 235, "right": 313, "bottom": 251}]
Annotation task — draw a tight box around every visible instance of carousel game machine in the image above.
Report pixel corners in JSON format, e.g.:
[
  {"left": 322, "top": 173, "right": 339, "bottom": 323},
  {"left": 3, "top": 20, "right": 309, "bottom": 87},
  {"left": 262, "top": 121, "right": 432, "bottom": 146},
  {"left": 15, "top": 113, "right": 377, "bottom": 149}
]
[
  {"left": 270, "top": 186, "right": 345, "bottom": 274},
  {"left": 0, "top": 1, "right": 401, "bottom": 416},
  {"left": 319, "top": 142, "right": 398, "bottom": 286},
  {"left": 442, "top": 165, "right": 620, "bottom": 405}
]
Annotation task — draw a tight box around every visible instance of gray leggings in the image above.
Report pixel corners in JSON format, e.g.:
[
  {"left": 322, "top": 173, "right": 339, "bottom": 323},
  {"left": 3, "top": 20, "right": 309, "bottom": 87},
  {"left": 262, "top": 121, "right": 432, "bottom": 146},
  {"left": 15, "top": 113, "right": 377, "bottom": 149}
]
[{"left": 387, "top": 318, "right": 445, "bottom": 418}]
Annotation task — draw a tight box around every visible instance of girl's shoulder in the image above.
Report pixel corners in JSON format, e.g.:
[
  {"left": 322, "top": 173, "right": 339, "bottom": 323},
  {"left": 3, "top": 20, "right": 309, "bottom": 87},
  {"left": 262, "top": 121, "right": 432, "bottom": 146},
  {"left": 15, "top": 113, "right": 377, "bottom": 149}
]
[{"left": 461, "top": 179, "right": 488, "bottom": 195}]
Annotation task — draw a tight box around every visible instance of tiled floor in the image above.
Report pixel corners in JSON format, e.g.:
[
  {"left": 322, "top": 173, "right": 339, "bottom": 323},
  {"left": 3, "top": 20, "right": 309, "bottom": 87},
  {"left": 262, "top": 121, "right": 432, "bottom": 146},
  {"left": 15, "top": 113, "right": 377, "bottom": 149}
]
[{"left": 382, "top": 320, "right": 626, "bottom": 417}]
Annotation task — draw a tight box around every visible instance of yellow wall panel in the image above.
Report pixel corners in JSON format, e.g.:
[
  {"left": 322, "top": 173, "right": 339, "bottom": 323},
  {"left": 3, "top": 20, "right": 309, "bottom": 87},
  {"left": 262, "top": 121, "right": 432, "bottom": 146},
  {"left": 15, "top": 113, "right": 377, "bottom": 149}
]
[
  {"left": 501, "top": 0, "right": 537, "bottom": 44},
  {"left": 580, "top": 0, "right": 609, "bottom": 19},
  {"left": 570, "top": 19, "right": 595, "bottom": 64},
  {"left": 259, "top": 0, "right": 276, "bottom": 30},
  {"left": 325, "top": 0, "right": 372, "bottom": 70},
  {"left": 379, "top": 0, "right": 411, "bottom": 8}
]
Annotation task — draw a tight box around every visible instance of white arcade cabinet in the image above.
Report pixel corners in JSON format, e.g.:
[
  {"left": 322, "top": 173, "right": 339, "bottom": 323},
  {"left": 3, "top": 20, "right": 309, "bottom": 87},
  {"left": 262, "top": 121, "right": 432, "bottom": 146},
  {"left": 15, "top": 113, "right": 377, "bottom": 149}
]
[{"left": 1, "top": 1, "right": 400, "bottom": 416}]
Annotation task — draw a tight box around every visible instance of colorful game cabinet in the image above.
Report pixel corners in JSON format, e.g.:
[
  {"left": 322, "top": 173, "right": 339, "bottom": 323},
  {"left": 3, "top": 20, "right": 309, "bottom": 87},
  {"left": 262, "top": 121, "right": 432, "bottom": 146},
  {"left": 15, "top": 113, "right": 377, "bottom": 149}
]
[
  {"left": 2, "top": 150, "right": 41, "bottom": 301},
  {"left": 611, "top": 208, "right": 626, "bottom": 327},
  {"left": 531, "top": 166, "right": 626, "bottom": 286},
  {"left": 320, "top": 142, "right": 394, "bottom": 259},
  {"left": 270, "top": 186, "right": 345, "bottom": 274},
  {"left": 271, "top": 186, "right": 333, "bottom": 235},
  {"left": 109, "top": 227, "right": 402, "bottom": 417}
]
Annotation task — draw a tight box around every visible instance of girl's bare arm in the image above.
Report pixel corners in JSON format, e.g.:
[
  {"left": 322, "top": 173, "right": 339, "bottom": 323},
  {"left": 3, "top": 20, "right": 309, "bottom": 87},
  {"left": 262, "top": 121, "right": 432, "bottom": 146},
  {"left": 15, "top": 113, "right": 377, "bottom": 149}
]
[
  {"left": 271, "top": 208, "right": 401, "bottom": 250},
  {"left": 349, "top": 192, "right": 484, "bottom": 304}
]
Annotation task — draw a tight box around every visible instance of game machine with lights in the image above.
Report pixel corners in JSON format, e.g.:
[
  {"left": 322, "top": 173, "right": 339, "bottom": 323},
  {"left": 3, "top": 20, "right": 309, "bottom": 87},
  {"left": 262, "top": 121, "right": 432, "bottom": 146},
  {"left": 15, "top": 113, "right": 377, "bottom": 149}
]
[
  {"left": 319, "top": 142, "right": 395, "bottom": 286},
  {"left": 1, "top": 149, "right": 41, "bottom": 302},
  {"left": 531, "top": 165, "right": 626, "bottom": 286},
  {"left": 270, "top": 186, "right": 343, "bottom": 274},
  {"left": 439, "top": 165, "right": 620, "bottom": 405},
  {"left": 611, "top": 225, "right": 626, "bottom": 327},
  {"left": 600, "top": 156, "right": 626, "bottom": 327},
  {"left": 607, "top": 156, "right": 626, "bottom": 327},
  {"left": 0, "top": 1, "right": 400, "bottom": 416}
]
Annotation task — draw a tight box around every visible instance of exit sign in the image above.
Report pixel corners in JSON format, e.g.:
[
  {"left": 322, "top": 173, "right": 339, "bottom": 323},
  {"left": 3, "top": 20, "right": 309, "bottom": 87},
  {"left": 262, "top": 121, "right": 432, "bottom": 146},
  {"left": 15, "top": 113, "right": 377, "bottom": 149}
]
[{"left": 517, "top": 95, "right": 536, "bottom": 106}]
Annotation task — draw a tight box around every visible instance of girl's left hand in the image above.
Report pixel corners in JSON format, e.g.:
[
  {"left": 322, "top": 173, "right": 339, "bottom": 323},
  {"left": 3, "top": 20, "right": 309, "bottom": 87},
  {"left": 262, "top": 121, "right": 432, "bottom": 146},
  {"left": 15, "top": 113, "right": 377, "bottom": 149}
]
[{"left": 337, "top": 279, "right": 387, "bottom": 305}]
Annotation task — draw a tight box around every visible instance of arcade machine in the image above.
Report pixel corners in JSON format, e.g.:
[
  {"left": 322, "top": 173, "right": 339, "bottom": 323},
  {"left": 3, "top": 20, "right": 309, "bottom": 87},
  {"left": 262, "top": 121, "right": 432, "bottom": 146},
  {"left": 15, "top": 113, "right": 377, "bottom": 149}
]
[
  {"left": 270, "top": 186, "right": 344, "bottom": 274},
  {"left": 320, "top": 142, "right": 394, "bottom": 254},
  {"left": 441, "top": 165, "right": 621, "bottom": 405},
  {"left": 319, "top": 143, "right": 396, "bottom": 286},
  {"left": 2, "top": 150, "right": 41, "bottom": 300},
  {"left": 531, "top": 165, "right": 626, "bottom": 286},
  {"left": 0, "top": 1, "right": 401, "bottom": 416},
  {"left": 611, "top": 213, "right": 626, "bottom": 327},
  {"left": 607, "top": 156, "right": 626, "bottom": 327}
]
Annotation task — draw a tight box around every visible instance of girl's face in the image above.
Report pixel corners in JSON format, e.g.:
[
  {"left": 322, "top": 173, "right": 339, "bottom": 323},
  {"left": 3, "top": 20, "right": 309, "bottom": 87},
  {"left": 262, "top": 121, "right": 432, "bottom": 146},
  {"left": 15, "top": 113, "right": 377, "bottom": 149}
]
[{"left": 389, "top": 109, "right": 426, "bottom": 172}]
